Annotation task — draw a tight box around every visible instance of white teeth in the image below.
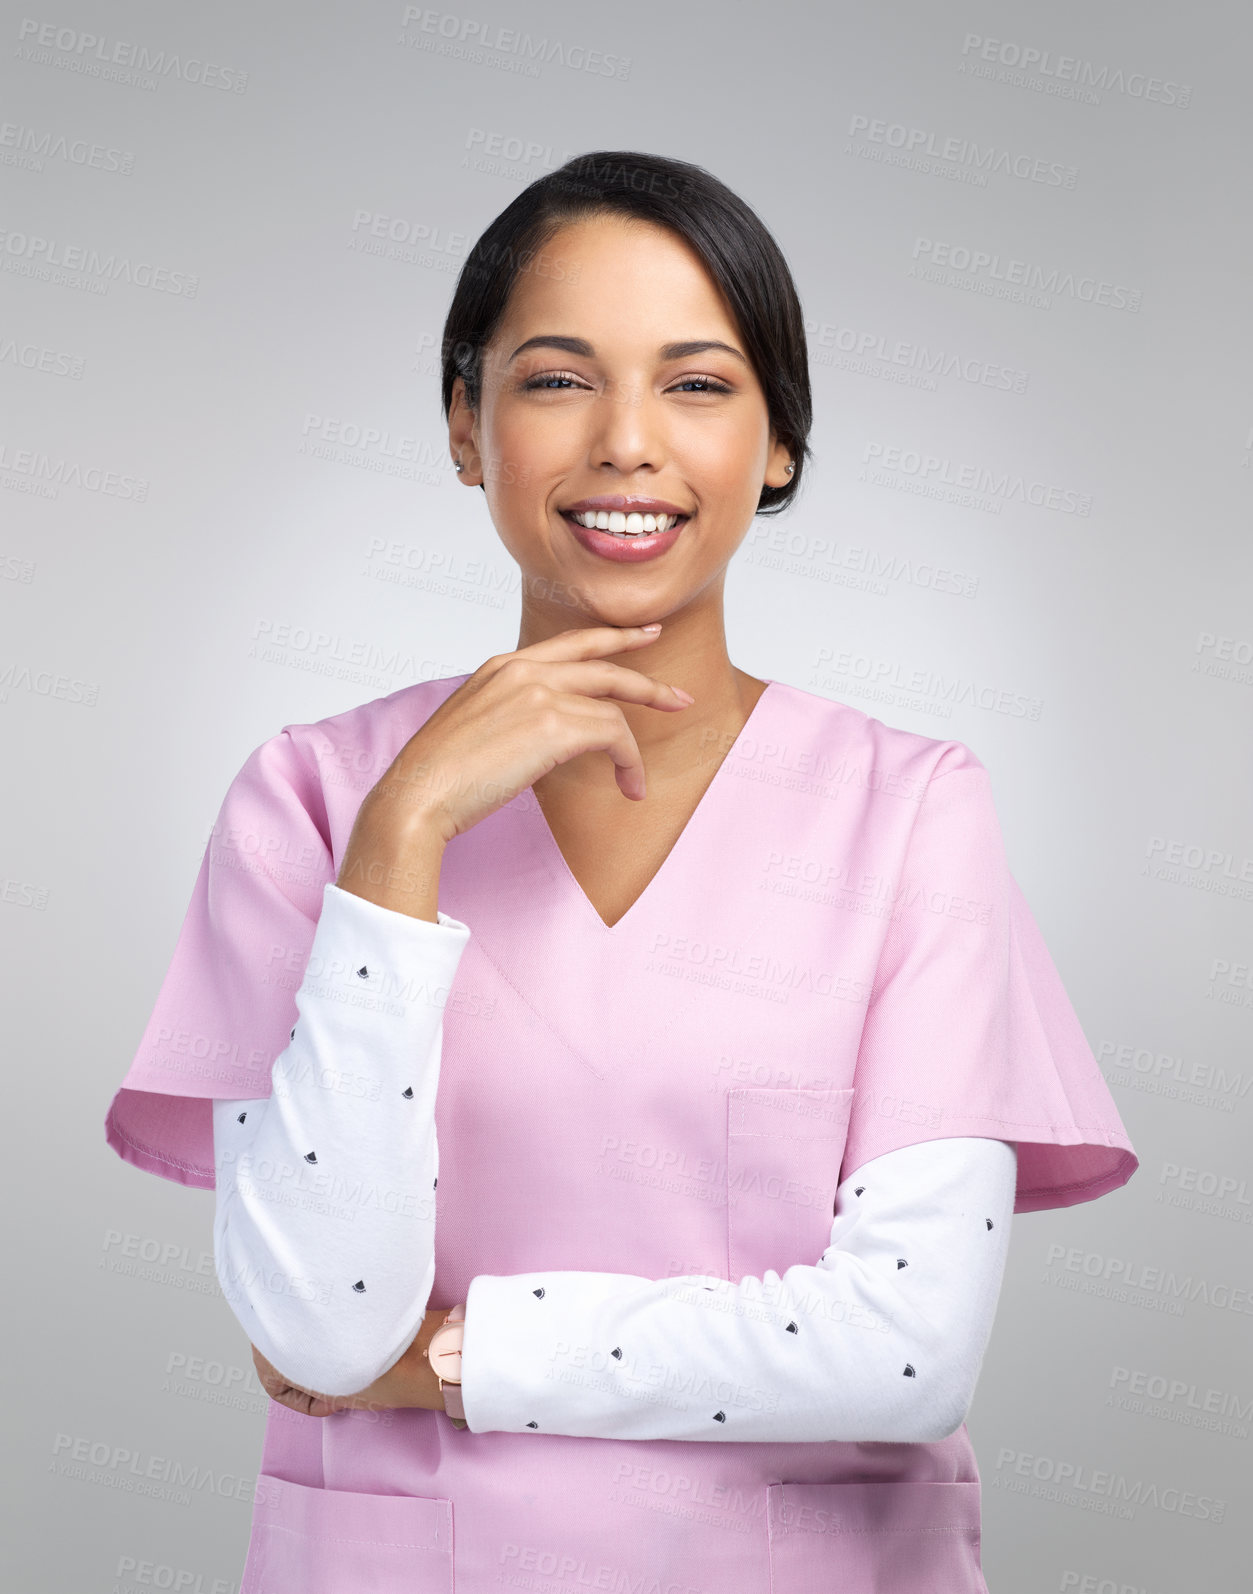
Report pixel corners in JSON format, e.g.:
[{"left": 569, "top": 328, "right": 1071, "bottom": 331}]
[{"left": 569, "top": 510, "right": 683, "bottom": 536}]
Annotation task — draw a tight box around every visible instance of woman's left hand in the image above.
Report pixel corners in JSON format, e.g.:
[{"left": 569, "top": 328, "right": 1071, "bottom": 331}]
[{"left": 251, "top": 1305, "right": 455, "bottom": 1419}]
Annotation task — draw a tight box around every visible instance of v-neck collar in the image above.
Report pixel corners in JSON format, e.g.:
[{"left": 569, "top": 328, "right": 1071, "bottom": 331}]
[{"left": 530, "top": 679, "right": 778, "bottom": 934}]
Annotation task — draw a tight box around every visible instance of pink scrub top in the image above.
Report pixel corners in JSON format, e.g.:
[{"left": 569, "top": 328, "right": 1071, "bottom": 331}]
[{"left": 104, "top": 675, "right": 1138, "bottom": 1593}]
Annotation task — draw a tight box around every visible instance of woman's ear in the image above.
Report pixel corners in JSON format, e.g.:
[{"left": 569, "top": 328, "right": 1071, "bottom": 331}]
[
  {"left": 447, "top": 376, "right": 484, "bottom": 488},
  {"left": 764, "top": 432, "right": 796, "bottom": 491}
]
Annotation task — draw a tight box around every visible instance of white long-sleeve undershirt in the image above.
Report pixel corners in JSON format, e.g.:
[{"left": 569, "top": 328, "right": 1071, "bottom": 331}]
[
  {"left": 211, "top": 881, "right": 1018, "bottom": 1441},
  {"left": 211, "top": 881, "right": 470, "bottom": 1397}
]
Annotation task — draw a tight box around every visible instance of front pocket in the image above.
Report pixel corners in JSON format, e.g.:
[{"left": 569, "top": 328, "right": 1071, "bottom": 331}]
[
  {"left": 766, "top": 1479, "right": 986, "bottom": 1593},
  {"left": 726, "top": 1085, "right": 854, "bottom": 1281},
  {"left": 242, "top": 1471, "right": 453, "bottom": 1594}
]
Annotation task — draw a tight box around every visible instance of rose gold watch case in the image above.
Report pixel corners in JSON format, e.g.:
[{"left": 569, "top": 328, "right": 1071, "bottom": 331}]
[
  {"left": 427, "top": 1319, "right": 464, "bottom": 1380},
  {"left": 422, "top": 1304, "right": 467, "bottom": 1426}
]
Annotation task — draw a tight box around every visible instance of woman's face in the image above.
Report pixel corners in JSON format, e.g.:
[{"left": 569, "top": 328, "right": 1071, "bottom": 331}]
[{"left": 449, "top": 212, "right": 794, "bottom": 633}]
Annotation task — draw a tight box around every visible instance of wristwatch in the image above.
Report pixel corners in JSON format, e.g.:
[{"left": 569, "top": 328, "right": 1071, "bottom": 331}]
[{"left": 423, "top": 1302, "right": 467, "bottom": 1429}]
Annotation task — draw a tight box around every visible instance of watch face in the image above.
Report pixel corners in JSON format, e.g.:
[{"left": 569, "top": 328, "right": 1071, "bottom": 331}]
[{"left": 431, "top": 1323, "right": 463, "bottom": 1380}]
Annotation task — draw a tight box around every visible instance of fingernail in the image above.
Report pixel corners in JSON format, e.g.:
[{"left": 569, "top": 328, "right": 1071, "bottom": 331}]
[
  {"left": 639, "top": 623, "right": 662, "bottom": 632},
  {"left": 671, "top": 686, "right": 695, "bottom": 704}
]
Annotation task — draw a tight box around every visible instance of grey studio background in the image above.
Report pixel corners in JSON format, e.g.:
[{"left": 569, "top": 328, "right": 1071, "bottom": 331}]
[{"left": 4, "top": 1, "right": 1250, "bottom": 1590}]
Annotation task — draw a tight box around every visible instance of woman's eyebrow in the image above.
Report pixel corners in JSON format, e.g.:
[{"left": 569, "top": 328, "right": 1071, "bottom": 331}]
[{"left": 507, "top": 334, "right": 748, "bottom": 366}]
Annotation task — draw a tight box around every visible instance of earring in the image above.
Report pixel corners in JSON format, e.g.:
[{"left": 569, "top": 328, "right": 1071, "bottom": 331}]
[
  {"left": 453, "top": 461, "right": 463, "bottom": 472},
  {"left": 786, "top": 462, "right": 794, "bottom": 474}
]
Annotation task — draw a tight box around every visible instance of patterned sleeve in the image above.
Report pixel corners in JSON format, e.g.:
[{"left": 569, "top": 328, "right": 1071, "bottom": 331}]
[
  {"left": 211, "top": 881, "right": 470, "bottom": 1397},
  {"left": 459, "top": 1135, "right": 1017, "bottom": 1442}
]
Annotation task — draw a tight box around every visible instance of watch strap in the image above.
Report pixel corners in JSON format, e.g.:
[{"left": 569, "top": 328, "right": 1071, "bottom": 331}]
[
  {"left": 441, "top": 1378, "right": 466, "bottom": 1424},
  {"left": 428, "top": 1304, "right": 467, "bottom": 1429}
]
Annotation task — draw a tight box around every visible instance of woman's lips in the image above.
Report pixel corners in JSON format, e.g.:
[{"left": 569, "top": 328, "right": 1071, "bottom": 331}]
[{"left": 560, "top": 509, "right": 688, "bottom": 563}]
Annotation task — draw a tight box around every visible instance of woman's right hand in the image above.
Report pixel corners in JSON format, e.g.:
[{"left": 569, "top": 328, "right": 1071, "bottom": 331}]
[{"left": 335, "top": 625, "right": 695, "bottom": 915}]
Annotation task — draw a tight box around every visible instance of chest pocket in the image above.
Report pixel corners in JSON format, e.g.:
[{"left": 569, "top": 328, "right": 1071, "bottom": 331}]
[{"left": 725, "top": 1085, "right": 855, "bottom": 1281}]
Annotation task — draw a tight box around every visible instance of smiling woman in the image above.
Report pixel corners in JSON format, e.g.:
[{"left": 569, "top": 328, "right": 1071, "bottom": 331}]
[
  {"left": 444, "top": 211, "right": 803, "bottom": 610},
  {"left": 441, "top": 152, "right": 811, "bottom": 513},
  {"left": 104, "top": 150, "right": 1138, "bottom": 1594}
]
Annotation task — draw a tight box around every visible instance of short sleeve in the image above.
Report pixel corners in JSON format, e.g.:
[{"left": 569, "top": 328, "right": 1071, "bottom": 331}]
[
  {"left": 104, "top": 728, "right": 336, "bottom": 1190},
  {"left": 838, "top": 743, "right": 1139, "bottom": 1215}
]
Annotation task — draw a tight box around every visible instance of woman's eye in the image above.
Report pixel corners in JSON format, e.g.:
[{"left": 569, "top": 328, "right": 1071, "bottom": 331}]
[
  {"left": 518, "top": 373, "right": 733, "bottom": 395},
  {"left": 520, "top": 372, "right": 582, "bottom": 391}
]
